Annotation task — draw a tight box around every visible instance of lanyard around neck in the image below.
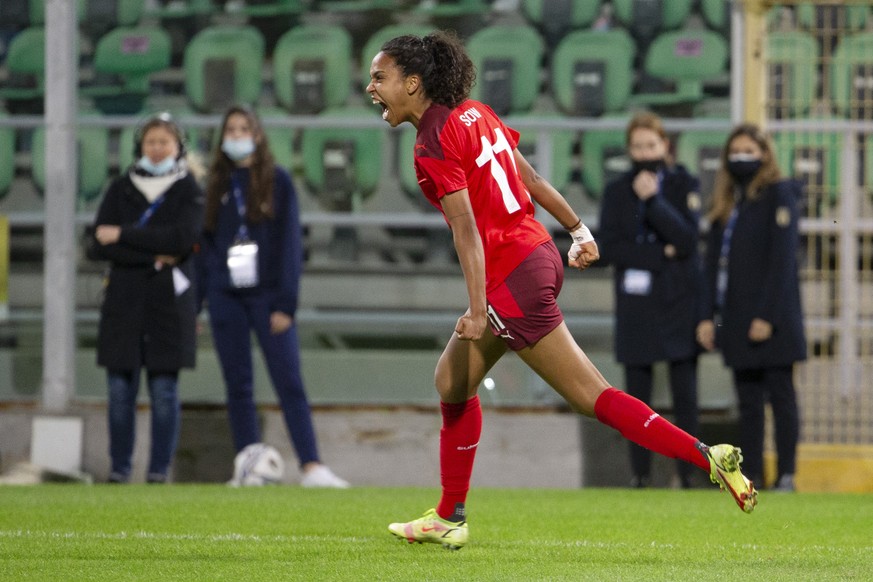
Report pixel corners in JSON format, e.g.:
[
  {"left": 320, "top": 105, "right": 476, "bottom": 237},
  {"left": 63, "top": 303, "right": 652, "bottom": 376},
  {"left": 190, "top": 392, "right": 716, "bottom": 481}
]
[
  {"left": 230, "top": 173, "right": 250, "bottom": 240},
  {"left": 137, "top": 195, "right": 166, "bottom": 227},
  {"left": 715, "top": 205, "right": 740, "bottom": 309}
]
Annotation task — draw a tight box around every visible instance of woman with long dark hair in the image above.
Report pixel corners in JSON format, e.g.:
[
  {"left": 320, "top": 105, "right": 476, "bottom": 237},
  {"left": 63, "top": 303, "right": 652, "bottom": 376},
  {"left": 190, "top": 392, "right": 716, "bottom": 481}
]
[{"left": 200, "top": 105, "right": 347, "bottom": 488}]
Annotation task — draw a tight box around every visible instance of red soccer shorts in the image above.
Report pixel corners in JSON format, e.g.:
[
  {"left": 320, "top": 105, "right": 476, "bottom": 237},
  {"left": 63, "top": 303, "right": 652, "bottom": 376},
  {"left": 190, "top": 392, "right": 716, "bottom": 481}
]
[{"left": 486, "top": 240, "right": 564, "bottom": 351}]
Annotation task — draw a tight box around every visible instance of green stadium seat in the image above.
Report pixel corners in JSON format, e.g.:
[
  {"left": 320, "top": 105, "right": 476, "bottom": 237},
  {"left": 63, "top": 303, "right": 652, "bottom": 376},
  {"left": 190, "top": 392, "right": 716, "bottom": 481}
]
[
  {"left": 675, "top": 128, "right": 729, "bottom": 212},
  {"left": 0, "top": 114, "right": 14, "bottom": 200},
  {"left": 31, "top": 115, "right": 110, "bottom": 203},
  {"left": 183, "top": 25, "right": 265, "bottom": 113},
  {"left": 466, "top": 25, "right": 545, "bottom": 116},
  {"left": 773, "top": 130, "right": 841, "bottom": 218},
  {"left": 796, "top": 2, "right": 869, "bottom": 30},
  {"left": 397, "top": 126, "right": 432, "bottom": 209},
  {"left": 630, "top": 29, "right": 729, "bottom": 109},
  {"left": 514, "top": 116, "right": 577, "bottom": 195},
  {"left": 0, "top": 27, "right": 46, "bottom": 108},
  {"left": 551, "top": 29, "right": 636, "bottom": 117},
  {"left": 82, "top": 26, "right": 172, "bottom": 115},
  {"left": 300, "top": 107, "right": 383, "bottom": 212},
  {"left": 359, "top": 24, "right": 437, "bottom": 100},
  {"left": 273, "top": 24, "right": 353, "bottom": 114},
  {"left": 700, "top": 0, "right": 730, "bottom": 34},
  {"left": 831, "top": 32, "right": 873, "bottom": 119},
  {"left": 766, "top": 30, "right": 819, "bottom": 120},
  {"left": 521, "top": 0, "right": 602, "bottom": 48},
  {"left": 611, "top": 0, "right": 694, "bottom": 47},
  {"left": 580, "top": 119, "right": 630, "bottom": 199}
]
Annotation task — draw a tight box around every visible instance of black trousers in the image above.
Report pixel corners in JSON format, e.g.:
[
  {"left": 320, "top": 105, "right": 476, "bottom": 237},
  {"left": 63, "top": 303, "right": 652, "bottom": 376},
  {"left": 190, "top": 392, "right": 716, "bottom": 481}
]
[
  {"left": 625, "top": 357, "right": 699, "bottom": 484},
  {"left": 732, "top": 365, "right": 800, "bottom": 487}
]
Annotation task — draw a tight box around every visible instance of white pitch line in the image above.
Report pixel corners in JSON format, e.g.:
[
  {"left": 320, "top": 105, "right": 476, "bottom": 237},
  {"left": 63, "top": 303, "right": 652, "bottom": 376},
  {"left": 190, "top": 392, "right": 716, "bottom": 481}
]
[
  {"left": 0, "top": 530, "right": 373, "bottom": 544},
  {"left": 1, "top": 530, "right": 871, "bottom": 554}
]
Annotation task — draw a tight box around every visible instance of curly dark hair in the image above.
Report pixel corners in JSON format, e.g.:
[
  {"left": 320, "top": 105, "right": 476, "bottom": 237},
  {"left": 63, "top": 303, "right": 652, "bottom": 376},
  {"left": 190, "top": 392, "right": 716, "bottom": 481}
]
[
  {"left": 380, "top": 30, "right": 476, "bottom": 109},
  {"left": 204, "top": 105, "right": 276, "bottom": 232}
]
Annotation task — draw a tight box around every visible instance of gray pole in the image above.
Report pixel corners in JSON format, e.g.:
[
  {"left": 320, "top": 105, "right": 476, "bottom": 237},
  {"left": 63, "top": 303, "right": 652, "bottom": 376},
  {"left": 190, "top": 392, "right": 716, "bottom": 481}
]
[{"left": 41, "top": 0, "right": 78, "bottom": 412}]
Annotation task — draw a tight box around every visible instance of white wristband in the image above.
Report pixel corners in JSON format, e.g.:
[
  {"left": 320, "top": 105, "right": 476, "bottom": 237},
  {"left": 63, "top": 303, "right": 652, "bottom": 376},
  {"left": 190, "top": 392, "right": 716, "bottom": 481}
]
[{"left": 569, "top": 224, "right": 594, "bottom": 245}]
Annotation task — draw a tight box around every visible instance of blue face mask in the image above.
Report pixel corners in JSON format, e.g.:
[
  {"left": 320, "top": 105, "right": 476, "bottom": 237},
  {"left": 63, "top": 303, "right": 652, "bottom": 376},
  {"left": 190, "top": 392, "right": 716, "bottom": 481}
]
[
  {"left": 222, "top": 138, "right": 256, "bottom": 162},
  {"left": 138, "top": 155, "right": 176, "bottom": 176}
]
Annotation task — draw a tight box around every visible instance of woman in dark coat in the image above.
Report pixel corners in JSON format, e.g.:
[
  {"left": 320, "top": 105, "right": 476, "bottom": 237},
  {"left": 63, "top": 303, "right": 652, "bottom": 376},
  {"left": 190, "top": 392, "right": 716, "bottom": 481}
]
[
  {"left": 598, "top": 112, "right": 703, "bottom": 489},
  {"left": 89, "top": 113, "right": 204, "bottom": 483},
  {"left": 696, "top": 123, "right": 806, "bottom": 492}
]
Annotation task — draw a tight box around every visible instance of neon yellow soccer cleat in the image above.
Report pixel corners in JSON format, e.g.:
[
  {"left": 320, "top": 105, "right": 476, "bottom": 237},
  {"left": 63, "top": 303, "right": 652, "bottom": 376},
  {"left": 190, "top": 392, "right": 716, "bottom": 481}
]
[
  {"left": 707, "top": 444, "right": 758, "bottom": 513},
  {"left": 388, "top": 508, "right": 469, "bottom": 550}
]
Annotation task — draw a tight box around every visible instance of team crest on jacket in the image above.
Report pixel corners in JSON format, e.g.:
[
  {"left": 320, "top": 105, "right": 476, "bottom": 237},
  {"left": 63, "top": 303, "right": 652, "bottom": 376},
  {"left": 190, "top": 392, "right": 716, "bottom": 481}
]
[
  {"left": 776, "top": 206, "right": 791, "bottom": 227},
  {"left": 687, "top": 192, "right": 701, "bottom": 211}
]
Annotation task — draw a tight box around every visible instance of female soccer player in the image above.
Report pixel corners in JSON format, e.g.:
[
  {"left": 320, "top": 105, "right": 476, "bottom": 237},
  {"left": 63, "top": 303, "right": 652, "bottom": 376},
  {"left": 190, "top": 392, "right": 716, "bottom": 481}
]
[{"left": 366, "top": 31, "right": 756, "bottom": 550}]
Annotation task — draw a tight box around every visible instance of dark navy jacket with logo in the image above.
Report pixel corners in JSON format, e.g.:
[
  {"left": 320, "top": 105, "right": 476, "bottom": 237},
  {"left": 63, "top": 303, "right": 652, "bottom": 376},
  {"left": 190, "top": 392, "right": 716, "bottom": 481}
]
[{"left": 700, "top": 179, "right": 807, "bottom": 370}]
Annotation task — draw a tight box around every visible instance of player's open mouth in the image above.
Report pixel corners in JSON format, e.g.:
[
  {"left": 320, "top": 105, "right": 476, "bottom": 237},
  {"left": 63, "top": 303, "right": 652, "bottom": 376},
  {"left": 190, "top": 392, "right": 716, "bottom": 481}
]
[{"left": 373, "top": 98, "right": 389, "bottom": 120}]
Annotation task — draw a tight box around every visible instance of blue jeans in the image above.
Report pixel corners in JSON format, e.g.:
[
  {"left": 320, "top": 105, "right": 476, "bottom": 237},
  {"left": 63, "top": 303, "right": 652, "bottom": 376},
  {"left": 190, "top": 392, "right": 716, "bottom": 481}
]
[{"left": 107, "top": 369, "right": 180, "bottom": 481}]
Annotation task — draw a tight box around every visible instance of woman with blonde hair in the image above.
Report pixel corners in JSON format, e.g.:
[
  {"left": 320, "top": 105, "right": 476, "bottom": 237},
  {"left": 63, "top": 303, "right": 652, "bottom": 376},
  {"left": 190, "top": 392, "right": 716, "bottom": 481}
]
[{"left": 696, "top": 123, "right": 806, "bottom": 492}]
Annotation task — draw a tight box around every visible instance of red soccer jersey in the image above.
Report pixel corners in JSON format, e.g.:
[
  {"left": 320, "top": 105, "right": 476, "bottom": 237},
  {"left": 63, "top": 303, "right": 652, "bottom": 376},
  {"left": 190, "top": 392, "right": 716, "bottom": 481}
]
[{"left": 414, "top": 100, "right": 552, "bottom": 292}]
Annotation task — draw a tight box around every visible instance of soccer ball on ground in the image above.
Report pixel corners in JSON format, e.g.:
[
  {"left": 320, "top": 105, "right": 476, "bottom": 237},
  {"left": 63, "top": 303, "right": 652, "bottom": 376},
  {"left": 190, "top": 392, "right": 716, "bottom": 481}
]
[{"left": 228, "top": 443, "right": 285, "bottom": 487}]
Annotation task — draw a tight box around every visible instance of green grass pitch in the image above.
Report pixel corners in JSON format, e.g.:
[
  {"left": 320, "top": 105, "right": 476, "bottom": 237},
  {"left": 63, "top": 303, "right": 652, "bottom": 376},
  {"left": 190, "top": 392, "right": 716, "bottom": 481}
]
[{"left": 1, "top": 484, "right": 871, "bottom": 581}]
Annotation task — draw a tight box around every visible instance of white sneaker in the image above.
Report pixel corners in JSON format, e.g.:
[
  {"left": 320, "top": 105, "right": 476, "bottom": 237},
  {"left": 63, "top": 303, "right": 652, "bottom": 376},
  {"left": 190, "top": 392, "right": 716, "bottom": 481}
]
[{"left": 300, "top": 465, "right": 350, "bottom": 489}]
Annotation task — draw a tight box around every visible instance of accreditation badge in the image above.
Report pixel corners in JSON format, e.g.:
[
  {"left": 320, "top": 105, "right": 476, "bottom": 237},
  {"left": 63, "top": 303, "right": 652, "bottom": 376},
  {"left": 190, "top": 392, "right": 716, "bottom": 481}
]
[
  {"left": 227, "top": 240, "right": 259, "bottom": 288},
  {"left": 776, "top": 206, "right": 791, "bottom": 228},
  {"left": 622, "top": 269, "right": 653, "bottom": 296}
]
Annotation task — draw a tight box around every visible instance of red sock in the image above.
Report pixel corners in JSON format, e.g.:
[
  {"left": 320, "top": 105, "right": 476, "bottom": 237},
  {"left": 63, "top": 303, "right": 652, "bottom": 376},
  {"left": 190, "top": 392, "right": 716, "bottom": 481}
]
[
  {"left": 436, "top": 396, "right": 482, "bottom": 520},
  {"left": 594, "top": 387, "right": 709, "bottom": 472}
]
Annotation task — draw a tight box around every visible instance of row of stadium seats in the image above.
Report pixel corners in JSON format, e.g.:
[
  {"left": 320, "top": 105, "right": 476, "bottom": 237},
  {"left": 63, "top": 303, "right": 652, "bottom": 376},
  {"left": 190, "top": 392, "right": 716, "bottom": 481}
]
[
  {"left": 1, "top": 111, "right": 868, "bottom": 224},
  {"left": 0, "top": 0, "right": 739, "bottom": 48},
  {"left": 2, "top": 21, "right": 728, "bottom": 117},
  {"left": 3, "top": 1, "right": 869, "bottom": 62},
  {"left": 4, "top": 19, "right": 871, "bottom": 122}
]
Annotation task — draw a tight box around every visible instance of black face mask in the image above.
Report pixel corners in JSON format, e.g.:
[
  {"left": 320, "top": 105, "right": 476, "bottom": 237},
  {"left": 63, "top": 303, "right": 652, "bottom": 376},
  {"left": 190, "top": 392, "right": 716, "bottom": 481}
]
[
  {"left": 632, "top": 158, "right": 664, "bottom": 175},
  {"left": 727, "top": 159, "right": 762, "bottom": 185}
]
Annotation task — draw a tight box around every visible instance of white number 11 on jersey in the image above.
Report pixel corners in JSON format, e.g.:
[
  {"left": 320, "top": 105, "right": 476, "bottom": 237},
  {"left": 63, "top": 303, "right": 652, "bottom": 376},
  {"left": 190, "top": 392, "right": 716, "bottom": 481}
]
[{"left": 475, "top": 127, "right": 521, "bottom": 214}]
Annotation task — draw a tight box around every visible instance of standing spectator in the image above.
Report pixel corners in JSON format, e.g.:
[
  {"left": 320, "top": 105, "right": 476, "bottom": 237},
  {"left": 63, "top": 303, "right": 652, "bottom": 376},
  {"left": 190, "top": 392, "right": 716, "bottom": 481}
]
[
  {"left": 89, "top": 113, "right": 204, "bottom": 484},
  {"left": 696, "top": 123, "right": 806, "bottom": 492},
  {"left": 598, "top": 112, "right": 703, "bottom": 489},
  {"left": 199, "top": 105, "right": 348, "bottom": 488}
]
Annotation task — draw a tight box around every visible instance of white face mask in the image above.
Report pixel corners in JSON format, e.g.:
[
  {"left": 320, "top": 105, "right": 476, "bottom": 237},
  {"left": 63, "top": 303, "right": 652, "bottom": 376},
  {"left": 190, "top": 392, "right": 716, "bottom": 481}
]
[
  {"left": 138, "top": 155, "right": 176, "bottom": 176},
  {"left": 221, "top": 137, "right": 256, "bottom": 161}
]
